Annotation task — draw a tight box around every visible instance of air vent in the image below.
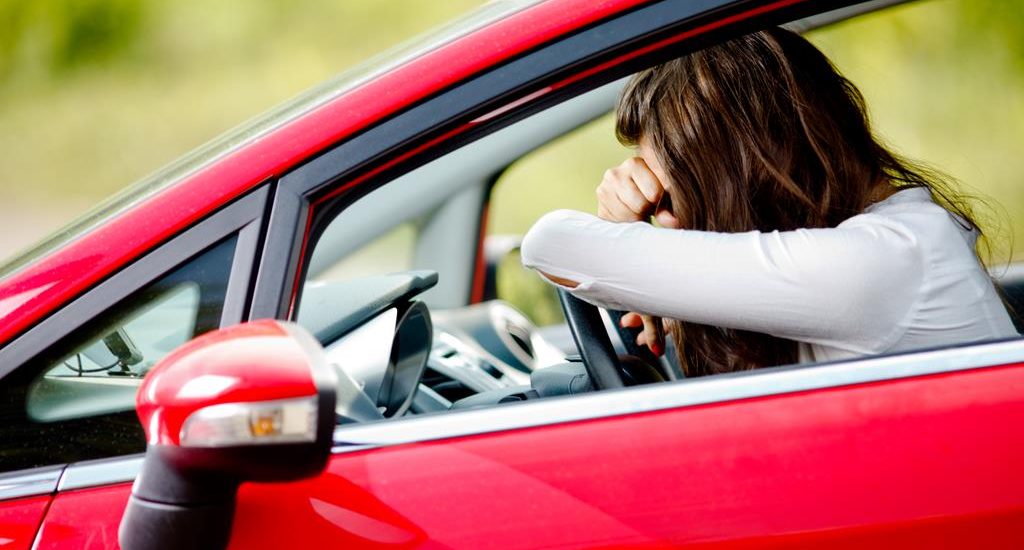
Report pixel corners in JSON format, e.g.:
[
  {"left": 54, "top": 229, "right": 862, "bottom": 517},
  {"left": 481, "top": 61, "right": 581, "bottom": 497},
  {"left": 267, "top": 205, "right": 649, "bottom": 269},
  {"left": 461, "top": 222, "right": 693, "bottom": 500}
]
[{"left": 421, "top": 367, "right": 476, "bottom": 402}]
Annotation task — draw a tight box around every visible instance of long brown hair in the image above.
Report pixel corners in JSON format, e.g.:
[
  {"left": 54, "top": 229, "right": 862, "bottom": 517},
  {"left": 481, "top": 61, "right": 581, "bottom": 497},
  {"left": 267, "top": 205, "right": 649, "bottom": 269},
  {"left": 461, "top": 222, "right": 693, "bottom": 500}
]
[{"left": 615, "top": 27, "right": 981, "bottom": 377}]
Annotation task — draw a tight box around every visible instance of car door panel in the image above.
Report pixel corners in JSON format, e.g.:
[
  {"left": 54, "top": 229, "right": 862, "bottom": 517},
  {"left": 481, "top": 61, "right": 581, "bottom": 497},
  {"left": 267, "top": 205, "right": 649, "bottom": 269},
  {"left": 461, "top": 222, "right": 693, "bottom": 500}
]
[
  {"left": 0, "top": 495, "right": 51, "bottom": 550},
  {"left": 216, "top": 362, "right": 1024, "bottom": 549},
  {"left": 32, "top": 484, "right": 128, "bottom": 549},
  {"left": 23, "top": 362, "right": 1024, "bottom": 548}
]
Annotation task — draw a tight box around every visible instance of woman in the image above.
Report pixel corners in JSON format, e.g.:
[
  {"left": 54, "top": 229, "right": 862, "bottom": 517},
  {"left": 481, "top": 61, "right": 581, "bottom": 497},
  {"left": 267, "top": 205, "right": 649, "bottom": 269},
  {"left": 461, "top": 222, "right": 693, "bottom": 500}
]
[{"left": 520, "top": 28, "right": 1017, "bottom": 377}]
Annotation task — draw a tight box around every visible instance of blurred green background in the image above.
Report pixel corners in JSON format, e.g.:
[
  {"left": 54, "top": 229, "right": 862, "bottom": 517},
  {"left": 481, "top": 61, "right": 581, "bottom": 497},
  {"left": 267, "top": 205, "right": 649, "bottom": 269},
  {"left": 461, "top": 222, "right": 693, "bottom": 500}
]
[
  {"left": 0, "top": 0, "right": 482, "bottom": 258},
  {"left": 492, "top": 0, "right": 1024, "bottom": 252},
  {"left": 1, "top": 0, "right": 1022, "bottom": 290}
]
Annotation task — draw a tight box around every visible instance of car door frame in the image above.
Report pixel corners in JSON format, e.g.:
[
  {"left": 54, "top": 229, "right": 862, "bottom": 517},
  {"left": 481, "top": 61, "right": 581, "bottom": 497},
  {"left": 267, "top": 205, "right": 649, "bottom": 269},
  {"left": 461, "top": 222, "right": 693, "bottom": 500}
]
[
  {"left": 237, "top": 0, "right": 1024, "bottom": 542},
  {"left": 240, "top": 0, "right": 974, "bottom": 465},
  {"left": 249, "top": 0, "right": 884, "bottom": 320}
]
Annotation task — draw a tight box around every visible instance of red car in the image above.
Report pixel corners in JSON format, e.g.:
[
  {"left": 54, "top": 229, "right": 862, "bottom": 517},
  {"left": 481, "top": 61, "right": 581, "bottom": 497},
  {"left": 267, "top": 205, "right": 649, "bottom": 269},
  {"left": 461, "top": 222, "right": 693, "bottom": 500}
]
[{"left": 1, "top": 0, "right": 1023, "bottom": 548}]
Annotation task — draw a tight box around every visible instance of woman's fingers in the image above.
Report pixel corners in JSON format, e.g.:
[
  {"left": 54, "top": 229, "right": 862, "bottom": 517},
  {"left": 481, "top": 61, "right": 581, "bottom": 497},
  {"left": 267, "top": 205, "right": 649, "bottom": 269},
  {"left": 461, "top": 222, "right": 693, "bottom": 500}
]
[
  {"left": 615, "top": 181, "right": 650, "bottom": 217},
  {"left": 606, "top": 191, "right": 640, "bottom": 221},
  {"left": 615, "top": 159, "right": 656, "bottom": 216},
  {"left": 622, "top": 312, "right": 665, "bottom": 356},
  {"left": 620, "top": 311, "right": 644, "bottom": 328},
  {"left": 596, "top": 157, "right": 665, "bottom": 222},
  {"left": 628, "top": 157, "right": 664, "bottom": 204},
  {"left": 641, "top": 314, "right": 664, "bottom": 356},
  {"left": 654, "top": 208, "right": 682, "bottom": 229},
  {"left": 596, "top": 178, "right": 641, "bottom": 222}
]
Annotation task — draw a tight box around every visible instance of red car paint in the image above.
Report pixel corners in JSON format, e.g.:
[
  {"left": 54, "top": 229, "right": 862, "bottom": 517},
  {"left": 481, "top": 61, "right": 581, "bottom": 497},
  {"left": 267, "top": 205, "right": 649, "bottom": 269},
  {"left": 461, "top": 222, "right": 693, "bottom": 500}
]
[
  {"left": 32, "top": 486, "right": 126, "bottom": 549},
  {"left": 31, "top": 363, "right": 1024, "bottom": 549},
  {"left": 2, "top": 0, "right": 1022, "bottom": 548},
  {"left": 136, "top": 320, "right": 317, "bottom": 446},
  {"left": 0, "top": 495, "right": 50, "bottom": 550}
]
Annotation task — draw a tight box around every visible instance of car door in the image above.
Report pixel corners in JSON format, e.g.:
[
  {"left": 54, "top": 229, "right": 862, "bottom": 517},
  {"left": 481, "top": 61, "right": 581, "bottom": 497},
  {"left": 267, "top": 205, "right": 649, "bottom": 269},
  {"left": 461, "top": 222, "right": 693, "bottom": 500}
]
[
  {"left": 14, "top": 0, "right": 1024, "bottom": 548},
  {"left": 238, "top": 0, "right": 1023, "bottom": 547},
  {"left": 221, "top": 344, "right": 1024, "bottom": 549},
  {"left": 26, "top": 344, "right": 1024, "bottom": 549}
]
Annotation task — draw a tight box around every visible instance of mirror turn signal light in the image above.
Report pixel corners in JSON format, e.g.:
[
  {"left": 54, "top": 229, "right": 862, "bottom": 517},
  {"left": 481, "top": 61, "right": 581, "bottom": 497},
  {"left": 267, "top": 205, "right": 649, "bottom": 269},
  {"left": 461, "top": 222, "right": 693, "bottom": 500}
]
[{"left": 179, "top": 396, "right": 318, "bottom": 447}]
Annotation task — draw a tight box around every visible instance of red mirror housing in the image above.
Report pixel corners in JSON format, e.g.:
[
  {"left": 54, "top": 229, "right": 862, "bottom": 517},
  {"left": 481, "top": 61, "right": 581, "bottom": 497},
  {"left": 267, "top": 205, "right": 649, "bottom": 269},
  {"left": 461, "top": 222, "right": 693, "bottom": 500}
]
[
  {"left": 120, "top": 320, "right": 337, "bottom": 550},
  {"left": 136, "top": 320, "right": 331, "bottom": 448}
]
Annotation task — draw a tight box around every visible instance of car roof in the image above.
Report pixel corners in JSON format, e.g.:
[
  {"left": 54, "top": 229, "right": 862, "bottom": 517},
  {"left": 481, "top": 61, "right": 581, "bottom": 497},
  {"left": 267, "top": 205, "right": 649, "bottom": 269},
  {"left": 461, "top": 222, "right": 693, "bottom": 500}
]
[{"left": 0, "top": 0, "right": 651, "bottom": 345}]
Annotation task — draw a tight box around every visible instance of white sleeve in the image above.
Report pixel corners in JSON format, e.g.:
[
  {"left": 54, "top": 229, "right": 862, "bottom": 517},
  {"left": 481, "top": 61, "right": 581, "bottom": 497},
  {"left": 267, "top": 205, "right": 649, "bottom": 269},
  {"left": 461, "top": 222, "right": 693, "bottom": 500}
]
[{"left": 519, "top": 209, "right": 925, "bottom": 354}]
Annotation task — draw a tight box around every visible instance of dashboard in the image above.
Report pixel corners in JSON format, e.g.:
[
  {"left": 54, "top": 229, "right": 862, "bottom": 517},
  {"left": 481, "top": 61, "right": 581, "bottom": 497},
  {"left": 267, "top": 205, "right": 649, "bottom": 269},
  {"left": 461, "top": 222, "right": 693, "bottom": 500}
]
[
  {"left": 302, "top": 270, "right": 575, "bottom": 421},
  {"left": 27, "top": 270, "right": 580, "bottom": 430}
]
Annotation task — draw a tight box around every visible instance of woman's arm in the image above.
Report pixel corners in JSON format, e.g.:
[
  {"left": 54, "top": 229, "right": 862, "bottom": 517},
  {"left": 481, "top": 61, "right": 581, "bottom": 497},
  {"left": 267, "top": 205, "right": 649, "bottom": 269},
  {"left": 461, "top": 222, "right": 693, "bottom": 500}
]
[{"left": 520, "top": 209, "right": 924, "bottom": 355}]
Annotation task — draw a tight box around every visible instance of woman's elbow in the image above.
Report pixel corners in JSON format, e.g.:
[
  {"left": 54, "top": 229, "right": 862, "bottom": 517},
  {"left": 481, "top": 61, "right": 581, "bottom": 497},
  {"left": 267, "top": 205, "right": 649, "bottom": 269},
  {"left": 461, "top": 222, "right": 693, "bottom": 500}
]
[
  {"left": 537, "top": 271, "right": 580, "bottom": 288},
  {"left": 520, "top": 209, "right": 582, "bottom": 270}
]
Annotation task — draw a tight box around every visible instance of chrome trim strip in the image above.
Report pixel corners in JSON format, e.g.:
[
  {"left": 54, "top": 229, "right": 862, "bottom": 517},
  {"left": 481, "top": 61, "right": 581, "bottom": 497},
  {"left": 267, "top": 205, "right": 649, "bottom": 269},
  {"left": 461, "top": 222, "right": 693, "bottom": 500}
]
[
  {"left": 57, "top": 455, "right": 143, "bottom": 492},
  {"left": 0, "top": 466, "right": 62, "bottom": 501},
  {"left": 334, "top": 338, "right": 1024, "bottom": 453}
]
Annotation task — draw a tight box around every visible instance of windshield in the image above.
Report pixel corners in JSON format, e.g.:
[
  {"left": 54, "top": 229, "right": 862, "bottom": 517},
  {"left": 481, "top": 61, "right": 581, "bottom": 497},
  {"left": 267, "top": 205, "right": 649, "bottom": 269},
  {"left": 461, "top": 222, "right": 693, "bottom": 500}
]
[{"left": 0, "top": 0, "right": 545, "bottom": 281}]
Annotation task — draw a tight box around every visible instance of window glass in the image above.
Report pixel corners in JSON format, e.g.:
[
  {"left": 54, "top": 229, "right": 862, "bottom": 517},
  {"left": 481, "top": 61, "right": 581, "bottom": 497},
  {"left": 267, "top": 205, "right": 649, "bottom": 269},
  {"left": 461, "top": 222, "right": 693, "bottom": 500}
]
[
  {"left": 494, "top": 248, "right": 564, "bottom": 327},
  {"left": 309, "top": 223, "right": 416, "bottom": 283},
  {"left": 27, "top": 283, "right": 200, "bottom": 423},
  {"left": 0, "top": 236, "right": 236, "bottom": 473}
]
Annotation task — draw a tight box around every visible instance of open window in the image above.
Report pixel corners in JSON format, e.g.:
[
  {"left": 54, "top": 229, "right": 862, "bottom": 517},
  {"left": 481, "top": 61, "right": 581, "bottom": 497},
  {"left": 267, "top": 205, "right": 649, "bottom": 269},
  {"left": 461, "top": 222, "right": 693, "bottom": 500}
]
[{"left": 294, "top": 0, "right": 1024, "bottom": 419}]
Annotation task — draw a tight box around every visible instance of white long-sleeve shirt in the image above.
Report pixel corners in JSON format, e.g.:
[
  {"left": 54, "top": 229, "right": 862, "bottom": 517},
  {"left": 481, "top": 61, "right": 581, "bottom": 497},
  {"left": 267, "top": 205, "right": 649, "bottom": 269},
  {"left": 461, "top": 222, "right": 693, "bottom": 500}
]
[{"left": 520, "top": 187, "right": 1018, "bottom": 363}]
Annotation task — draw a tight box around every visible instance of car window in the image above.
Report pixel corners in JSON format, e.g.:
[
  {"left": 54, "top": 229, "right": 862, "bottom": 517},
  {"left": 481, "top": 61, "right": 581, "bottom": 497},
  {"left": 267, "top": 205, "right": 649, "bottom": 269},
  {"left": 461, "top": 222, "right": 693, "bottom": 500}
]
[
  {"left": 295, "top": 0, "right": 1023, "bottom": 420},
  {"left": 0, "top": 236, "right": 236, "bottom": 474},
  {"left": 494, "top": 247, "right": 565, "bottom": 327},
  {"left": 308, "top": 222, "right": 416, "bottom": 284},
  {"left": 488, "top": 113, "right": 627, "bottom": 326},
  {"left": 26, "top": 283, "right": 200, "bottom": 423}
]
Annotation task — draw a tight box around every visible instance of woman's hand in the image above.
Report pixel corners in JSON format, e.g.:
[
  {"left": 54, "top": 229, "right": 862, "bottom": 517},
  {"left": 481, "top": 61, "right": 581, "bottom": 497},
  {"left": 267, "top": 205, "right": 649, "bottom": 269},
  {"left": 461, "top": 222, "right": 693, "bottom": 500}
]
[
  {"left": 620, "top": 311, "right": 665, "bottom": 357},
  {"left": 596, "top": 157, "right": 665, "bottom": 223}
]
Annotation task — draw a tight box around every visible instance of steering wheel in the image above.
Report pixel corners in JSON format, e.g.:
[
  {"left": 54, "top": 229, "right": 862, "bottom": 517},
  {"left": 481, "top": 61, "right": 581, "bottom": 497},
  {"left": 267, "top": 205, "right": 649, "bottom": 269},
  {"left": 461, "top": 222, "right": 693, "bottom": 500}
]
[{"left": 556, "top": 289, "right": 625, "bottom": 389}]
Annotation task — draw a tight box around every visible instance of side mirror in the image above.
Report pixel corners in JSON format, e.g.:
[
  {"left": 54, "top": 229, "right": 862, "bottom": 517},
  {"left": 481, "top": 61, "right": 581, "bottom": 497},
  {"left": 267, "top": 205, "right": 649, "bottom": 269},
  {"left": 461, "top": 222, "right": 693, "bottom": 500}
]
[{"left": 119, "top": 320, "right": 338, "bottom": 550}]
